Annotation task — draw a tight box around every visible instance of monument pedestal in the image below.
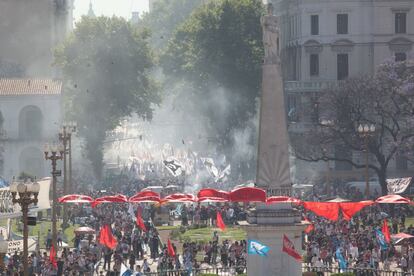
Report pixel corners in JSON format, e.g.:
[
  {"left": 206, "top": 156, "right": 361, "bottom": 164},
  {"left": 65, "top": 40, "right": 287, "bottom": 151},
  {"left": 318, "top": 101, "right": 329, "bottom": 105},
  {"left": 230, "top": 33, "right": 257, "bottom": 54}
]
[{"left": 240, "top": 204, "right": 305, "bottom": 276}]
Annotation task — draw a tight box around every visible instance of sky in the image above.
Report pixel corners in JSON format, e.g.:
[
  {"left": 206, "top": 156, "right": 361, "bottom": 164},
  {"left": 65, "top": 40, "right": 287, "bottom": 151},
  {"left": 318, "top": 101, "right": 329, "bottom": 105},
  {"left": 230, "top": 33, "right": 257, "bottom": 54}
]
[{"left": 73, "top": 0, "right": 149, "bottom": 21}]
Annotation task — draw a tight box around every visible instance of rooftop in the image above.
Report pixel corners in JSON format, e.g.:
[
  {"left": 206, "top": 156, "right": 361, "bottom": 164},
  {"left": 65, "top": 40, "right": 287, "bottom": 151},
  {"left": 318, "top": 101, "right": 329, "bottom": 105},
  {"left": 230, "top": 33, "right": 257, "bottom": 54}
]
[{"left": 0, "top": 79, "right": 62, "bottom": 96}]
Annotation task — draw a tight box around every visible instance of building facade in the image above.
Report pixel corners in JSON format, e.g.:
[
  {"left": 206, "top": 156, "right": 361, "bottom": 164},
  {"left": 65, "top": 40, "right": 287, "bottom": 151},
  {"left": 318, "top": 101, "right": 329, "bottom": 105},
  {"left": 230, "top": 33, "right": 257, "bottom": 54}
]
[
  {"left": 0, "top": 0, "right": 73, "bottom": 77},
  {"left": 272, "top": 0, "right": 414, "bottom": 184},
  {"left": 0, "top": 79, "right": 62, "bottom": 181}
]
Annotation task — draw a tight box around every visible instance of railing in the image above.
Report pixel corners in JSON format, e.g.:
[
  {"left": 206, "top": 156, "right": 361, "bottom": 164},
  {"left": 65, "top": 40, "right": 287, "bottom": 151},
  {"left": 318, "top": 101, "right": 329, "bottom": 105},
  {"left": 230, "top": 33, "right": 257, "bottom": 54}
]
[
  {"left": 284, "top": 80, "right": 337, "bottom": 93},
  {"left": 302, "top": 265, "right": 410, "bottom": 276},
  {"left": 144, "top": 266, "right": 247, "bottom": 276}
]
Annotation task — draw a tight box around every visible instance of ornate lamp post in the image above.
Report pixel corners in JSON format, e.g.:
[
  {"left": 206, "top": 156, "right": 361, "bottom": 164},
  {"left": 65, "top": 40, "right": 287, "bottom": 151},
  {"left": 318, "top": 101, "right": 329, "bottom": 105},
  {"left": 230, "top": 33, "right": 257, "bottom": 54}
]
[
  {"left": 44, "top": 143, "right": 64, "bottom": 252},
  {"left": 9, "top": 180, "right": 40, "bottom": 276},
  {"left": 357, "top": 124, "right": 376, "bottom": 198},
  {"left": 58, "top": 122, "right": 76, "bottom": 227}
]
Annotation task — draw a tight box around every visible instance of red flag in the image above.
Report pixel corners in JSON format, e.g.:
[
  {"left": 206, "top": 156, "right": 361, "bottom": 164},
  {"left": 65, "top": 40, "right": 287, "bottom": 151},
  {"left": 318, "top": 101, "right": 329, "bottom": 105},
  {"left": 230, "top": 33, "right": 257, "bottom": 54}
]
[
  {"left": 216, "top": 211, "right": 226, "bottom": 231},
  {"left": 167, "top": 239, "right": 176, "bottom": 257},
  {"left": 282, "top": 234, "right": 302, "bottom": 261},
  {"left": 382, "top": 219, "right": 391, "bottom": 243},
  {"left": 303, "top": 202, "right": 339, "bottom": 221},
  {"left": 136, "top": 210, "right": 147, "bottom": 232},
  {"left": 304, "top": 217, "right": 314, "bottom": 234},
  {"left": 339, "top": 201, "right": 374, "bottom": 221},
  {"left": 98, "top": 225, "right": 118, "bottom": 249},
  {"left": 49, "top": 245, "right": 57, "bottom": 268}
]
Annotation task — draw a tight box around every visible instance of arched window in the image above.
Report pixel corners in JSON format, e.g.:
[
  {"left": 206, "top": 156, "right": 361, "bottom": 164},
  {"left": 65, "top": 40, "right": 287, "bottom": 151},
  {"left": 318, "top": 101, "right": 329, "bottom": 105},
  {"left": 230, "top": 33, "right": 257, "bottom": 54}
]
[
  {"left": 19, "top": 105, "right": 43, "bottom": 140},
  {"left": 19, "top": 147, "right": 44, "bottom": 178}
]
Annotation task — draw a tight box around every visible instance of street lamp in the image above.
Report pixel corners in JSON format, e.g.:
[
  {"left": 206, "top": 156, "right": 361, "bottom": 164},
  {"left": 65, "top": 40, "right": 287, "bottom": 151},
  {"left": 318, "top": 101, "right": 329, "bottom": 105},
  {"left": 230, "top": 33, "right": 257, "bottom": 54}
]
[
  {"left": 58, "top": 122, "right": 76, "bottom": 227},
  {"left": 10, "top": 180, "right": 40, "bottom": 276},
  {"left": 44, "top": 143, "right": 64, "bottom": 253},
  {"left": 357, "top": 123, "right": 376, "bottom": 198}
]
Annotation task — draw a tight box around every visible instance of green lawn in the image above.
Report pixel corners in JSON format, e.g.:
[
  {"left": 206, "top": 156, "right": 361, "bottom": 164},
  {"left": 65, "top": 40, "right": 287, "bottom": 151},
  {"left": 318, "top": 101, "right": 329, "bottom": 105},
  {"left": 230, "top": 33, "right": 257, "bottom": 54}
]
[
  {"left": 10, "top": 219, "right": 79, "bottom": 249},
  {"left": 158, "top": 225, "right": 180, "bottom": 231},
  {"left": 406, "top": 217, "right": 414, "bottom": 227},
  {"left": 178, "top": 226, "right": 246, "bottom": 243}
]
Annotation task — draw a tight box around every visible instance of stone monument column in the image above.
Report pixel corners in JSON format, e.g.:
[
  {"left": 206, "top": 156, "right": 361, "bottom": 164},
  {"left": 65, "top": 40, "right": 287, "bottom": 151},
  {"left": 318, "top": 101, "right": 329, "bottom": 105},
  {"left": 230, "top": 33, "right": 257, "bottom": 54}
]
[{"left": 240, "top": 4, "right": 304, "bottom": 276}]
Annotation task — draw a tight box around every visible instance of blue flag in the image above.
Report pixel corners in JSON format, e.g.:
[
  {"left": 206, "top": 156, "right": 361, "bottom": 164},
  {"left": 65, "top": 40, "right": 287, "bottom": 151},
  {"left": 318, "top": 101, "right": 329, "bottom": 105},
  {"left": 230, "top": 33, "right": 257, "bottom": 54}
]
[
  {"left": 335, "top": 248, "right": 347, "bottom": 270},
  {"left": 248, "top": 240, "right": 270, "bottom": 256},
  {"left": 376, "top": 229, "right": 388, "bottom": 250},
  {"left": 120, "top": 263, "right": 133, "bottom": 276}
]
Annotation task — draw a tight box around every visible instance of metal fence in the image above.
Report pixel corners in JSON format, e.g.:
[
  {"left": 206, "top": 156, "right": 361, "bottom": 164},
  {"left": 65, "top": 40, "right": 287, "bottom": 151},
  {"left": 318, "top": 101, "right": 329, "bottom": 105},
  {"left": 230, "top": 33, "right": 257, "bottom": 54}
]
[
  {"left": 143, "top": 266, "right": 247, "bottom": 276},
  {"left": 302, "top": 265, "right": 413, "bottom": 276}
]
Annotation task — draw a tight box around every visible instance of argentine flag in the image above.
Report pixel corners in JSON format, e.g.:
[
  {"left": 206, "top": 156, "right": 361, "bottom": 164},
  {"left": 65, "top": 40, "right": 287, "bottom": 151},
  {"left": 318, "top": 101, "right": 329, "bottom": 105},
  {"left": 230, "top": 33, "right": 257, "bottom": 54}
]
[
  {"left": 120, "top": 263, "right": 133, "bottom": 276},
  {"left": 248, "top": 239, "right": 270, "bottom": 256}
]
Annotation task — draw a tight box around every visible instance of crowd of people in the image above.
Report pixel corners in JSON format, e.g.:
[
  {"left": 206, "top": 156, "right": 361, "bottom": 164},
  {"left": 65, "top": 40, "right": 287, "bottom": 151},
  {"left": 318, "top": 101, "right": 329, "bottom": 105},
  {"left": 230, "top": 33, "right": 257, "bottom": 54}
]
[{"left": 303, "top": 204, "right": 414, "bottom": 273}]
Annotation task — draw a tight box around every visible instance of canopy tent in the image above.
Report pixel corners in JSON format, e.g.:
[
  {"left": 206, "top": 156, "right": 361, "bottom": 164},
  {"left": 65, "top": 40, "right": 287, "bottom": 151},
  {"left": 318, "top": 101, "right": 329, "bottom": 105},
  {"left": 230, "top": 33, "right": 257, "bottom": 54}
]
[
  {"left": 229, "top": 187, "right": 266, "bottom": 202},
  {"left": 375, "top": 195, "right": 411, "bottom": 204},
  {"left": 197, "top": 188, "right": 230, "bottom": 202},
  {"left": 391, "top": 232, "right": 414, "bottom": 240},
  {"left": 161, "top": 193, "right": 197, "bottom": 203},
  {"left": 74, "top": 226, "right": 96, "bottom": 234},
  {"left": 266, "top": 196, "right": 301, "bottom": 204},
  {"left": 59, "top": 194, "right": 93, "bottom": 203},
  {"left": 327, "top": 197, "right": 351, "bottom": 203}
]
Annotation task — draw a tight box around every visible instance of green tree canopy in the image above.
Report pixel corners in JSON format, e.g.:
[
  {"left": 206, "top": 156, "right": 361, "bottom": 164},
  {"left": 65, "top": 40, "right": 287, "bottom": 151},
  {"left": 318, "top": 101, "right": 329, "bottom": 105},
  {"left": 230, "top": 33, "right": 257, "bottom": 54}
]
[
  {"left": 55, "top": 16, "right": 159, "bottom": 180},
  {"left": 141, "top": 0, "right": 204, "bottom": 50},
  {"left": 162, "top": 0, "right": 264, "bottom": 158}
]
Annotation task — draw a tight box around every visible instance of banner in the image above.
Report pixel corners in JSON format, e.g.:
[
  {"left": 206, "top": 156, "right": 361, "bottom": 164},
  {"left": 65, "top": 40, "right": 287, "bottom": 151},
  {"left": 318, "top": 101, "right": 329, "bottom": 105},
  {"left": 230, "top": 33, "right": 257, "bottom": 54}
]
[
  {"left": 0, "top": 177, "right": 51, "bottom": 219},
  {"left": 7, "top": 238, "right": 37, "bottom": 254},
  {"left": 163, "top": 158, "right": 183, "bottom": 177},
  {"left": 248, "top": 240, "right": 270, "bottom": 256},
  {"left": 376, "top": 229, "right": 388, "bottom": 250},
  {"left": 336, "top": 248, "right": 347, "bottom": 270},
  {"left": 282, "top": 235, "right": 302, "bottom": 261}
]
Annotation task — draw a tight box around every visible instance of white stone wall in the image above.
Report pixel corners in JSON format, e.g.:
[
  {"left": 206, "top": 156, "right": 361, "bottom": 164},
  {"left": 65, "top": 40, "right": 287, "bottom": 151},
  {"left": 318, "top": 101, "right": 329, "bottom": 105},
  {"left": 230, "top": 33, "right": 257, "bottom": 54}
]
[{"left": 0, "top": 95, "right": 61, "bottom": 180}]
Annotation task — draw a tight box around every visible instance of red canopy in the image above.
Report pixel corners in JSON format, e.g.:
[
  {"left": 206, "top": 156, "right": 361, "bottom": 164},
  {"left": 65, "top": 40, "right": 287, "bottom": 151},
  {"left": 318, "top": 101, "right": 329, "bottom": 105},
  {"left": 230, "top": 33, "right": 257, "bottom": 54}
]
[
  {"left": 229, "top": 187, "right": 266, "bottom": 202},
  {"left": 129, "top": 191, "right": 161, "bottom": 203},
  {"left": 58, "top": 194, "right": 94, "bottom": 203},
  {"left": 339, "top": 201, "right": 374, "bottom": 220},
  {"left": 132, "top": 191, "right": 160, "bottom": 198},
  {"left": 266, "top": 196, "right": 301, "bottom": 204},
  {"left": 93, "top": 194, "right": 128, "bottom": 207},
  {"left": 161, "top": 193, "right": 197, "bottom": 203},
  {"left": 375, "top": 195, "right": 411, "bottom": 204},
  {"left": 197, "top": 189, "right": 230, "bottom": 202},
  {"left": 129, "top": 195, "right": 160, "bottom": 203},
  {"left": 392, "top": 233, "right": 414, "bottom": 240},
  {"left": 303, "top": 202, "right": 339, "bottom": 221}
]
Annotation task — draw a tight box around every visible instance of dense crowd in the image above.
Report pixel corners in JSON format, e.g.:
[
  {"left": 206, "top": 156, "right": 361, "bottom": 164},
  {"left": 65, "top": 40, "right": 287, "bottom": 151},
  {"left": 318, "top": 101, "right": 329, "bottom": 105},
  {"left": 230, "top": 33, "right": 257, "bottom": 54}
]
[{"left": 304, "top": 204, "right": 413, "bottom": 273}]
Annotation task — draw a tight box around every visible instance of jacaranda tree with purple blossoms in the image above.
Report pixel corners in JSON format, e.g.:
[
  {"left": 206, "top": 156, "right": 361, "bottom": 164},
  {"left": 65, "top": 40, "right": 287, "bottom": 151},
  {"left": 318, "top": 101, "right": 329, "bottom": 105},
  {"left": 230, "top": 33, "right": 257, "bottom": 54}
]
[{"left": 291, "top": 59, "right": 414, "bottom": 196}]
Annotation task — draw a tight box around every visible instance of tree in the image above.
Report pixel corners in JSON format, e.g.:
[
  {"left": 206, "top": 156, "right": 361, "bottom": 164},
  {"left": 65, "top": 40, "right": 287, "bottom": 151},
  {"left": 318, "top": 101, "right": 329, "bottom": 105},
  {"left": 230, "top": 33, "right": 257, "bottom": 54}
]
[
  {"left": 162, "top": 0, "right": 263, "bottom": 162},
  {"left": 141, "top": 0, "right": 204, "bottom": 50},
  {"left": 55, "top": 16, "right": 159, "bottom": 180},
  {"left": 291, "top": 60, "right": 414, "bottom": 195}
]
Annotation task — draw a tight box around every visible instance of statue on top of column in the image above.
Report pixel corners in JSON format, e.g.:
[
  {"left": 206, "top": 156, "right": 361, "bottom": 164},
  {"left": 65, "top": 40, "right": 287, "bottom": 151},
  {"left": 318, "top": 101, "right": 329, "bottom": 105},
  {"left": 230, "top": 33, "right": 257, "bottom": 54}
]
[{"left": 261, "top": 3, "right": 280, "bottom": 64}]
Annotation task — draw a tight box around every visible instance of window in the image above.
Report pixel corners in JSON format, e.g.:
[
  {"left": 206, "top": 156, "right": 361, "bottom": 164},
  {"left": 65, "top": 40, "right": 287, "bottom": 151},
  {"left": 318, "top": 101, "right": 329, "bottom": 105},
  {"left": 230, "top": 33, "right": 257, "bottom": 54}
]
[
  {"left": 337, "top": 54, "right": 349, "bottom": 80},
  {"left": 395, "top": 13, "right": 406, "bottom": 34},
  {"left": 395, "top": 52, "right": 407, "bottom": 62},
  {"left": 311, "top": 15, "right": 319, "bottom": 35},
  {"left": 337, "top": 14, "right": 348, "bottom": 34},
  {"left": 310, "top": 54, "right": 319, "bottom": 76}
]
